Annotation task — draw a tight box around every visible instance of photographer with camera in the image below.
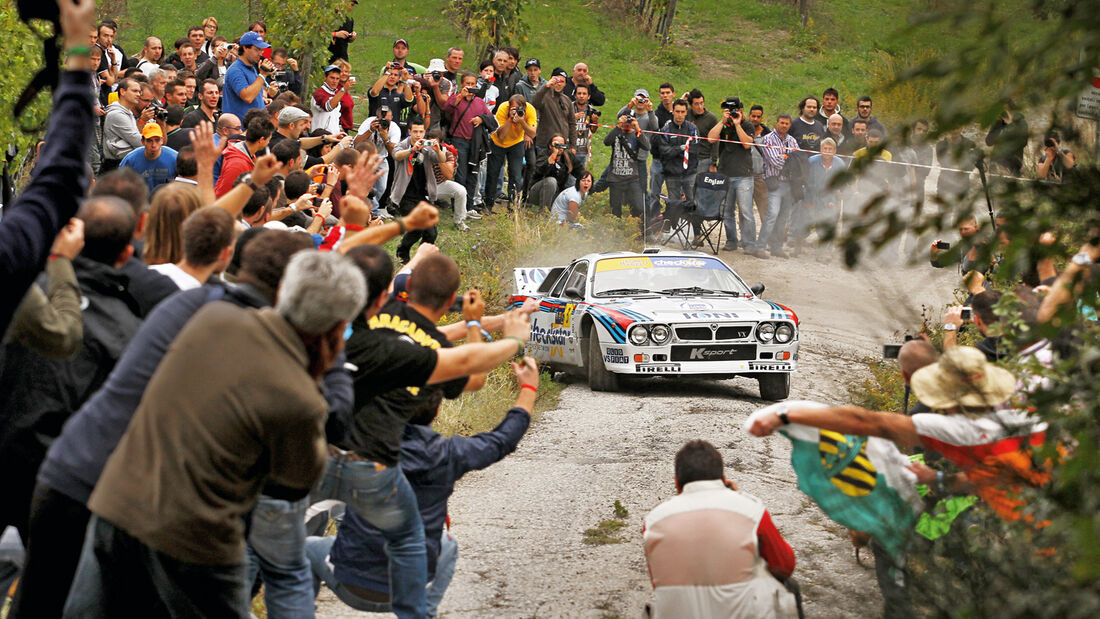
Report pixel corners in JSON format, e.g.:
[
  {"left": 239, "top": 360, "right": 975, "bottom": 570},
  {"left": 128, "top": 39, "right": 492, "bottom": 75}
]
[
  {"left": 1037, "top": 131, "right": 1075, "bottom": 182},
  {"left": 223, "top": 31, "right": 275, "bottom": 119},
  {"left": 533, "top": 70, "right": 579, "bottom": 162},
  {"left": 603, "top": 115, "right": 649, "bottom": 218},
  {"left": 443, "top": 73, "right": 495, "bottom": 211},
  {"left": 420, "top": 60, "right": 455, "bottom": 133},
  {"left": 530, "top": 134, "right": 576, "bottom": 210},
  {"left": 195, "top": 37, "right": 233, "bottom": 88},
  {"left": 391, "top": 118, "right": 445, "bottom": 263},
  {"left": 270, "top": 47, "right": 303, "bottom": 98},
  {"left": 488, "top": 95, "right": 537, "bottom": 208},
  {"left": 369, "top": 64, "right": 416, "bottom": 134},
  {"left": 709, "top": 97, "right": 757, "bottom": 252}
]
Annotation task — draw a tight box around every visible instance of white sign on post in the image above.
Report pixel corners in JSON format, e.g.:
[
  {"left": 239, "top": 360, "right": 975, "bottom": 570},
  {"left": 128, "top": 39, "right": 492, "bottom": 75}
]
[{"left": 1077, "top": 84, "right": 1100, "bottom": 121}]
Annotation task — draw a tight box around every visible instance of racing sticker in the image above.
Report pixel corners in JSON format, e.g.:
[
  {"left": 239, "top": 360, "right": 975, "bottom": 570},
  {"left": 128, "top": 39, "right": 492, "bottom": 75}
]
[
  {"left": 595, "top": 257, "right": 653, "bottom": 272},
  {"left": 603, "top": 347, "right": 629, "bottom": 364},
  {"left": 636, "top": 363, "right": 681, "bottom": 373},
  {"left": 748, "top": 362, "right": 792, "bottom": 371},
  {"left": 553, "top": 303, "right": 576, "bottom": 329}
]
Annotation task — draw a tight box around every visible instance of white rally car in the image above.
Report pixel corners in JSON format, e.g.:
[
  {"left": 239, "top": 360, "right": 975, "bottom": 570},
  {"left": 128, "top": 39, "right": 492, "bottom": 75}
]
[{"left": 511, "top": 249, "right": 799, "bottom": 400}]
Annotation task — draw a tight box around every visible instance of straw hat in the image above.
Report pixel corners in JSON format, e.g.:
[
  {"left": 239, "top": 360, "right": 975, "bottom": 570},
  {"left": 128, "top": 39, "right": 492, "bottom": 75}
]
[{"left": 910, "top": 346, "right": 1016, "bottom": 410}]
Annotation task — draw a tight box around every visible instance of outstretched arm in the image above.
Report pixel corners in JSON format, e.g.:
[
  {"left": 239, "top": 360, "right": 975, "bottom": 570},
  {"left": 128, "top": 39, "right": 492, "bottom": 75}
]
[{"left": 748, "top": 404, "right": 920, "bottom": 447}]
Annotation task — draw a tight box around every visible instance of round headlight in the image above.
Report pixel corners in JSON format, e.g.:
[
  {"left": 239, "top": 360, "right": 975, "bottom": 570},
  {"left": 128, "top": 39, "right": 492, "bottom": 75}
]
[
  {"left": 628, "top": 325, "right": 650, "bottom": 346},
  {"left": 775, "top": 323, "right": 794, "bottom": 344},
  {"left": 650, "top": 324, "right": 672, "bottom": 345},
  {"left": 757, "top": 322, "right": 776, "bottom": 343}
]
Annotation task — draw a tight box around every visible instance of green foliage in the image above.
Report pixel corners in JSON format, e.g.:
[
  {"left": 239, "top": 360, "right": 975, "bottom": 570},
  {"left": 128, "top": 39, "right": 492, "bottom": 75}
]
[
  {"left": 261, "top": 0, "right": 347, "bottom": 89},
  {"left": 612, "top": 499, "right": 629, "bottom": 519},
  {"left": 448, "top": 0, "right": 530, "bottom": 59},
  {"left": 0, "top": 7, "right": 53, "bottom": 164}
]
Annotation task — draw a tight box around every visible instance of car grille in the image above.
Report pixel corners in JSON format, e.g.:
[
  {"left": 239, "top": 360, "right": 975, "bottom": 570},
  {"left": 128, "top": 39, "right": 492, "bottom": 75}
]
[
  {"left": 673, "top": 324, "right": 755, "bottom": 342},
  {"left": 716, "top": 326, "right": 752, "bottom": 340},
  {"left": 675, "top": 327, "right": 712, "bottom": 341}
]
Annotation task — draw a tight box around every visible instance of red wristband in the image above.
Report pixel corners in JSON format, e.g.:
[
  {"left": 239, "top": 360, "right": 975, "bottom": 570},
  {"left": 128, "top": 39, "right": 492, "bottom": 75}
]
[
  {"left": 520, "top": 384, "right": 537, "bottom": 393},
  {"left": 48, "top": 253, "right": 63, "bottom": 262}
]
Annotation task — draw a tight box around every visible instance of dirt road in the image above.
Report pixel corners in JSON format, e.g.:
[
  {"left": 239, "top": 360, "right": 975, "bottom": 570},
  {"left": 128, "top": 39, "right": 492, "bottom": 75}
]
[{"left": 317, "top": 247, "right": 959, "bottom": 618}]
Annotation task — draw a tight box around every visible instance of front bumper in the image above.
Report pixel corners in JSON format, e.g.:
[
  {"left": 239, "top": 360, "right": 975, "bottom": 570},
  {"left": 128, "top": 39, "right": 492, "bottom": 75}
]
[{"left": 597, "top": 341, "right": 798, "bottom": 375}]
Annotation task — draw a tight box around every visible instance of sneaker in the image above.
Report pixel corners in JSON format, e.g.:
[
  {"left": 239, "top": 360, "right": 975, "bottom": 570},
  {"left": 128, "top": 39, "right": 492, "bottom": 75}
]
[
  {"left": 455, "top": 222, "right": 470, "bottom": 231},
  {"left": 772, "top": 249, "right": 790, "bottom": 259},
  {"left": 723, "top": 244, "right": 738, "bottom": 251},
  {"left": 466, "top": 210, "right": 482, "bottom": 220},
  {"left": 752, "top": 250, "right": 770, "bottom": 259}
]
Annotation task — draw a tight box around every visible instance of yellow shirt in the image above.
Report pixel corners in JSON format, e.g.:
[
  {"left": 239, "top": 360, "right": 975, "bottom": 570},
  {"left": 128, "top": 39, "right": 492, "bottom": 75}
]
[{"left": 492, "top": 103, "right": 538, "bottom": 148}]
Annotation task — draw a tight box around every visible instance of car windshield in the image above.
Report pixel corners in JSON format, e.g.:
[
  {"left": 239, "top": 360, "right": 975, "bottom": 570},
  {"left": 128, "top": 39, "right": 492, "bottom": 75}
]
[{"left": 591, "top": 256, "right": 750, "bottom": 297}]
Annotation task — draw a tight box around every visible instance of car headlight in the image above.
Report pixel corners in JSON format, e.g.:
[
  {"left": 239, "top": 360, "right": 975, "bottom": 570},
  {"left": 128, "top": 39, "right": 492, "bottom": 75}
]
[
  {"left": 756, "top": 322, "right": 775, "bottom": 343},
  {"left": 775, "top": 323, "right": 794, "bottom": 344},
  {"left": 628, "top": 325, "right": 649, "bottom": 346},
  {"left": 650, "top": 324, "right": 672, "bottom": 345}
]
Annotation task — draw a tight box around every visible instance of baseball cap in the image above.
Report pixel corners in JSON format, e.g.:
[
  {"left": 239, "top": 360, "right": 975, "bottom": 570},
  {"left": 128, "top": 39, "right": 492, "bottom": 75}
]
[
  {"left": 394, "top": 38, "right": 408, "bottom": 48},
  {"left": 141, "top": 123, "right": 164, "bottom": 139},
  {"left": 550, "top": 67, "right": 567, "bottom": 78},
  {"left": 239, "top": 31, "right": 270, "bottom": 49},
  {"left": 525, "top": 58, "right": 541, "bottom": 69},
  {"left": 323, "top": 64, "right": 341, "bottom": 75},
  {"left": 634, "top": 88, "right": 650, "bottom": 98},
  {"left": 278, "top": 106, "right": 310, "bottom": 125}
]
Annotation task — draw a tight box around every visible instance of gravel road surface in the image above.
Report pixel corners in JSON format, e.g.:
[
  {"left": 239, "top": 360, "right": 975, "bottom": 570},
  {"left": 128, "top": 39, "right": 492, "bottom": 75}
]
[{"left": 317, "top": 246, "right": 958, "bottom": 618}]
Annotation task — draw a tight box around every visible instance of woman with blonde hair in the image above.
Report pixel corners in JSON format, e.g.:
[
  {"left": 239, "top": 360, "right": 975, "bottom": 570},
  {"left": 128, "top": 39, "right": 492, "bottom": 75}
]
[
  {"left": 143, "top": 183, "right": 203, "bottom": 265},
  {"left": 200, "top": 17, "right": 218, "bottom": 56}
]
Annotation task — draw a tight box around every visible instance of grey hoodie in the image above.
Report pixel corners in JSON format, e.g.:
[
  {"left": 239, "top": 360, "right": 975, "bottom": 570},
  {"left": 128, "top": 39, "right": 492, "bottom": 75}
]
[{"left": 102, "top": 101, "right": 143, "bottom": 160}]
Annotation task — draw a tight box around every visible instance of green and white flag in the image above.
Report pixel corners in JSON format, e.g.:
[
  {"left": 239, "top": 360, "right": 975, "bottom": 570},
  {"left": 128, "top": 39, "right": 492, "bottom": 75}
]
[{"left": 745, "top": 401, "right": 923, "bottom": 558}]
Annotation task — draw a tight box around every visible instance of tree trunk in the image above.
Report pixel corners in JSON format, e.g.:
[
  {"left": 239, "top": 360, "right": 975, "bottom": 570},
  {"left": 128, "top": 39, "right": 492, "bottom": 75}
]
[
  {"left": 299, "top": 50, "right": 312, "bottom": 101},
  {"left": 658, "top": 0, "right": 678, "bottom": 44},
  {"left": 799, "top": 0, "right": 809, "bottom": 27}
]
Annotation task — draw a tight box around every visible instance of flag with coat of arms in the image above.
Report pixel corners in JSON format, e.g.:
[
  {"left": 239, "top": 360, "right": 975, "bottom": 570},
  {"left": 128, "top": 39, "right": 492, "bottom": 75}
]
[{"left": 744, "top": 401, "right": 924, "bottom": 558}]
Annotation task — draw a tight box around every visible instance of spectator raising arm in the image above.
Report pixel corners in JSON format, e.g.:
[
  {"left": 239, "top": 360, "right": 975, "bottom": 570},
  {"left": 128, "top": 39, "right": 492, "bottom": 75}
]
[
  {"left": 190, "top": 121, "right": 279, "bottom": 215},
  {"left": 428, "top": 310, "right": 531, "bottom": 384},
  {"left": 338, "top": 202, "right": 440, "bottom": 254},
  {"left": 0, "top": 0, "right": 97, "bottom": 334},
  {"left": 7, "top": 219, "right": 86, "bottom": 359}
]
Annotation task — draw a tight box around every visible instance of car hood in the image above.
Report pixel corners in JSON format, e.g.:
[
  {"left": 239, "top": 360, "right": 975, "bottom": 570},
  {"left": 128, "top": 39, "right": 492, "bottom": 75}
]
[{"left": 589, "top": 295, "right": 798, "bottom": 324}]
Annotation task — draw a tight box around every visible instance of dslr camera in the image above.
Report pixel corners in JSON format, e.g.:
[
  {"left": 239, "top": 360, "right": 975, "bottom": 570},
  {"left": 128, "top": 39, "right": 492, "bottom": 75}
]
[
  {"left": 512, "top": 106, "right": 525, "bottom": 117},
  {"left": 721, "top": 97, "right": 743, "bottom": 112},
  {"left": 470, "top": 76, "right": 489, "bottom": 98},
  {"left": 431, "top": 70, "right": 442, "bottom": 82}
]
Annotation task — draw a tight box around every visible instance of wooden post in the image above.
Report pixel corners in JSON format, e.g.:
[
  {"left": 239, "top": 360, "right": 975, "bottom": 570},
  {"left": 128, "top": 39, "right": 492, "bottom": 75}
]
[{"left": 299, "top": 50, "right": 312, "bottom": 101}]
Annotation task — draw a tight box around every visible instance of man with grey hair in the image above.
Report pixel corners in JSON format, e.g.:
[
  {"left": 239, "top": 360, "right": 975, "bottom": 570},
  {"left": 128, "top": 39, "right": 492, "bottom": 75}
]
[{"left": 65, "top": 251, "right": 364, "bottom": 617}]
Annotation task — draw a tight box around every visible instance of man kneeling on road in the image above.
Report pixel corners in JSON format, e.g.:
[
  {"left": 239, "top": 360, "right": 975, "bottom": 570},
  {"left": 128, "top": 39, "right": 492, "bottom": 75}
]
[
  {"left": 307, "top": 356, "right": 539, "bottom": 617},
  {"left": 643, "top": 440, "right": 799, "bottom": 618}
]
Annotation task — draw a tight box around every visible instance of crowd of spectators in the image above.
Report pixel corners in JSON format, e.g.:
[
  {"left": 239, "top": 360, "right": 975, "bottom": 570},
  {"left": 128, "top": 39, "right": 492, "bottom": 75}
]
[{"left": 0, "top": 1, "right": 1096, "bottom": 618}]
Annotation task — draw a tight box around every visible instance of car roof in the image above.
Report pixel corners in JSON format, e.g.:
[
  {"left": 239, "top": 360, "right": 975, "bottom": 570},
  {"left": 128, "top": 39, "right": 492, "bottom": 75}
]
[{"left": 575, "top": 248, "right": 721, "bottom": 262}]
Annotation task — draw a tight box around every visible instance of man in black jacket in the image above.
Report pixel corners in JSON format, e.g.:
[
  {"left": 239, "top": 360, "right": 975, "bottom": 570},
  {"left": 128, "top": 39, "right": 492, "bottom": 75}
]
[
  {"left": 0, "top": 196, "right": 142, "bottom": 542},
  {"left": 655, "top": 100, "right": 699, "bottom": 223},
  {"left": 563, "top": 62, "right": 606, "bottom": 107}
]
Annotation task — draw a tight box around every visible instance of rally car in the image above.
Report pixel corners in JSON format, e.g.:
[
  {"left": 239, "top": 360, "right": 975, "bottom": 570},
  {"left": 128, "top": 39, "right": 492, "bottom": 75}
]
[{"left": 511, "top": 249, "right": 799, "bottom": 400}]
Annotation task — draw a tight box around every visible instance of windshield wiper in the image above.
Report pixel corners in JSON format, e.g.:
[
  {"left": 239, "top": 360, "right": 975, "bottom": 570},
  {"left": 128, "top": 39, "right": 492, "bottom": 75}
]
[
  {"left": 596, "top": 288, "right": 655, "bottom": 296},
  {"left": 659, "top": 287, "right": 741, "bottom": 297}
]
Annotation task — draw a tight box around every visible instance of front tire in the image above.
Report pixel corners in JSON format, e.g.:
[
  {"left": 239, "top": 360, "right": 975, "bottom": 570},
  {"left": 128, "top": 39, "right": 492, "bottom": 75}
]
[
  {"left": 758, "top": 373, "right": 790, "bottom": 401},
  {"left": 586, "top": 325, "right": 620, "bottom": 392}
]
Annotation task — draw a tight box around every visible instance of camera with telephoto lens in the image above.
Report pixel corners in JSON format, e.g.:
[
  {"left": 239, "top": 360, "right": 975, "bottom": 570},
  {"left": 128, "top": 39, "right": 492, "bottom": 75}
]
[
  {"left": 470, "top": 77, "right": 489, "bottom": 98},
  {"left": 587, "top": 108, "right": 601, "bottom": 122},
  {"left": 148, "top": 104, "right": 168, "bottom": 122}
]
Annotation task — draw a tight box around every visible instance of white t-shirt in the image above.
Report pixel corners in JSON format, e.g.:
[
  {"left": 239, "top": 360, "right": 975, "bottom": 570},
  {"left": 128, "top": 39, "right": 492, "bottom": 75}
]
[
  {"left": 355, "top": 117, "right": 401, "bottom": 151},
  {"left": 551, "top": 186, "right": 584, "bottom": 223},
  {"left": 149, "top": 263, "right": 202, "bottom": 290}
]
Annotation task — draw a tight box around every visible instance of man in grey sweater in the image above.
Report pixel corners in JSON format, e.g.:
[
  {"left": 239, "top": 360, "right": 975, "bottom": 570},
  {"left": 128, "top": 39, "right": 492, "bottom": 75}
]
[
  {"left": 101, "top": 78, "right": 156, "bottom": 174},
  {"left": 391, "top": 118, "right": 444, "bottom": 263}
]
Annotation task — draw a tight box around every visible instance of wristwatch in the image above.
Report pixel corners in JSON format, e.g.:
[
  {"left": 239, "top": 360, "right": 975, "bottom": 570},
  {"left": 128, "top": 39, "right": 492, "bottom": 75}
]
[
  {"left": 1072, "top": 252, "right": 1093, "bottom": 266},
  {"left": 239, "top": 173, "right": 259, "bottom": 192},
  {"left": 776, "top": 404, "right": 790, "bottom": 425}
]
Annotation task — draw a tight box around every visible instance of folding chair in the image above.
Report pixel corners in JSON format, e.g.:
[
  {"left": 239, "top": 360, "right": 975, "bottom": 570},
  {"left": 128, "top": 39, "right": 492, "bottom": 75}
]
[
  {"left": 655, "top": 194, "right": 694, "bottom": 249},
  {"left": 689, "top": 171, "right": 727, "bottom": 255}
]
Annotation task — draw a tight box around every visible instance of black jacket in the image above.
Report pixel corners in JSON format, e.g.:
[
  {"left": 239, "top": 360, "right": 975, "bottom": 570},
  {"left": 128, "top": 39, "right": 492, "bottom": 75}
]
[
  {"left": 655, "top": 120, "right": 699, "bottom": 177},
  {"left": 0, "top": 257, "right": 142, "bottom": 530}
]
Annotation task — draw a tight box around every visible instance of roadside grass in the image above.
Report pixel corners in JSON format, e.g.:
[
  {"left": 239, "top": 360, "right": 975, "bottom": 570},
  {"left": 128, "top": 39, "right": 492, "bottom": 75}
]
[{"left": 582, "top": 500, "right": 631, "bottom": 545}]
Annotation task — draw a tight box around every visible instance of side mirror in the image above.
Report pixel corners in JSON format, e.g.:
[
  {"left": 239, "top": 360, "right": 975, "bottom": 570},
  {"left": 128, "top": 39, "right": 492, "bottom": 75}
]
[
  {"left": 564, "top": 286, "right": 583, "bottom": 300},
  {"left": 750, "top": 283, "right": 765, "bottom": 296}
]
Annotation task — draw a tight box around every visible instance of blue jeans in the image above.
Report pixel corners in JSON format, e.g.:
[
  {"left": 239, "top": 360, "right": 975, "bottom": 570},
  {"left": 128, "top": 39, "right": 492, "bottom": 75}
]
[
  {"left": 316, "top": 457, "right": 427, "bottom": 619},
  {"left": 246, "top": 495, "right": 313, "bottom": 619},
  {"left": 760, "top": 179, "right": 792, "bottom": 253},
  {"left": 486, "top": 141, "right": 525, "bottom": 202},
  {"left": 305, "top": 530, "right": 457, "bottom": 618},
  {"left": 371, "top": 166, "right": 389, "bottom": 217},
  {"left": 64, "top": 515, "right": 250, "bottom": 617},
  {"left": 724, "top": 176, "right": 756, "bottom": 249},
  {"left": 451, "top": 138, "right": 477, "bottom": 205}
]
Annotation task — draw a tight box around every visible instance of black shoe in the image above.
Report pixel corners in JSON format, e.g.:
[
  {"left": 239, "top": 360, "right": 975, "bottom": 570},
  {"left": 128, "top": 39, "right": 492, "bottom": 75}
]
[{"left": 396, "top": 252, "right": 411, "bottom": 265}]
